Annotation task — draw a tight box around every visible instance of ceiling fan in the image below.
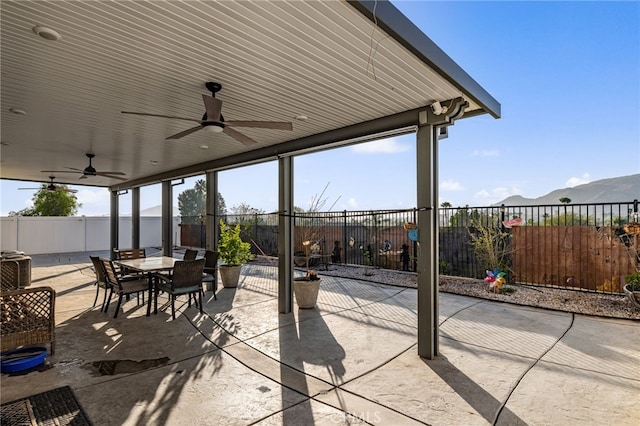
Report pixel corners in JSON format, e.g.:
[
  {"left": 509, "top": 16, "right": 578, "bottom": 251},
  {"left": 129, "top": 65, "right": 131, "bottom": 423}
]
[
  {"left": 42, "top": 153, "right": 127, "bottom": 181},
  {"left": 121, "top": 82, "right": 293, "bottom": 146},
  {"left": 19, "top": 176, "right": 78, "bottom": 193}
]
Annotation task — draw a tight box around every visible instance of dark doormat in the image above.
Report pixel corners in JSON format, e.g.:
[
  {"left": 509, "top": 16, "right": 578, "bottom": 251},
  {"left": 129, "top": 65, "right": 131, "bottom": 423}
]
[{"left": 1, "top": 386, "right": 93, "bottom": 426}]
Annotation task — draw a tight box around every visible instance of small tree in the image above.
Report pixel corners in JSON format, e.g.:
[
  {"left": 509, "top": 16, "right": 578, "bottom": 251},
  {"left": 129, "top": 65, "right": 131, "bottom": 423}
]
[
  {"left": 229, "top": 203, "right": 266, "bottom": 225},
  {"left": 296, "top": 182, "right": 340, "bottom": 278},
  {"left": 468, "top": 220, "right": 512, "bottom": 275},
  {"left": 440, "top": 201, "right": 452, "bottom": 227},
  {"left": 177, "top": 179, "right": 226, "bottom": 224},
  {"left": 16, "top": 186, "right": 81, "bottom": 216}
]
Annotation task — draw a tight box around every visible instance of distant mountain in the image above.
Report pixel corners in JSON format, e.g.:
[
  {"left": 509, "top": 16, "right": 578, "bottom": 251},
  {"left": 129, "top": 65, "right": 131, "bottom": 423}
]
[{"left": 496, "top": 174, "right": 639, "bottom": 206}]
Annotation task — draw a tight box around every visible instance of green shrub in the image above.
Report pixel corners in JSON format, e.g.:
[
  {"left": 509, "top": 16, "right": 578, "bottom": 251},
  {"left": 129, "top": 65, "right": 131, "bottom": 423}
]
[
  {"left": 625, "top": 271, "right": 640, "bottom": 291},
  {"left": 218, "top": 220, "right": 252, "bottom": 265}
]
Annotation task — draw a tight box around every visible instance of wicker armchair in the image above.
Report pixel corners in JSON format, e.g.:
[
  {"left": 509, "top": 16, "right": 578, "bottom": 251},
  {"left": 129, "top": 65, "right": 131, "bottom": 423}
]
[
  {"left": 1, "top": 257, "right": 31, "bottom": 290},
  {"left": 1, "top": 260, "right": 21, "bottom": 292},
  {"left": 0, "top": 286, "right": 56, "bottom": 355}
]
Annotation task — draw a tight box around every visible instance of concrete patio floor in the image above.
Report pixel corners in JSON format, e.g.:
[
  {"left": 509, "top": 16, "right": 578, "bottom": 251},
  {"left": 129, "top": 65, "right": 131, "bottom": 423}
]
[{"left": 1, "top": 250, "right": 639, "bottom": 425}]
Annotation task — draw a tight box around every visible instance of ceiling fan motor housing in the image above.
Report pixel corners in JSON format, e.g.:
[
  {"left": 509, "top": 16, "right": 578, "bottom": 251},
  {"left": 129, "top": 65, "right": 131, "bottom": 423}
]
[{"left": 203, "top": 121, "right": 225, "bottom": 132}]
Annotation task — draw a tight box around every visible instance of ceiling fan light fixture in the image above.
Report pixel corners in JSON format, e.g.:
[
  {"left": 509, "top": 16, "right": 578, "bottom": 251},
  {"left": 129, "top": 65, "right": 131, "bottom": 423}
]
[
  {"left": 203, "top": 123, "right": 224, "bottom": 133},
  {"left": 32, "top": 26, "right": 61, "bottom": 41}
]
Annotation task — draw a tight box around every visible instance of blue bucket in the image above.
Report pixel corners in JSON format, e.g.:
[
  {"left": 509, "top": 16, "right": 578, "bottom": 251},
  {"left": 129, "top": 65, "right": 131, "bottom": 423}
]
[{"left": 1, "top": 347, "right": 47, "bottom": 373}]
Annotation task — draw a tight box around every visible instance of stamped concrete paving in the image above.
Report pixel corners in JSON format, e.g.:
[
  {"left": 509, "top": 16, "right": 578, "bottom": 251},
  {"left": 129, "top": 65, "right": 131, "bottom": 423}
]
[{"left": 1, "top": 251, "right": 638, "bottom": 425}]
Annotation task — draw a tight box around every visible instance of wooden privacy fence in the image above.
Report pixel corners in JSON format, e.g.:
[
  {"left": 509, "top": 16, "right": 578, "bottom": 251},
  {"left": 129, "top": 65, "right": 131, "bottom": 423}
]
[{"left": 512, "top": 226, "right": 640, "bottom": 292}]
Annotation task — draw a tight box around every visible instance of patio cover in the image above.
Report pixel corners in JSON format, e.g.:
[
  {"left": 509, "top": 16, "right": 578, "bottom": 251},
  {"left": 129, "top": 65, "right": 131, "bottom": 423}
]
[
  {"left": 0, "top": 0, "right": 499, "bottom": 186},
  {"left": 1, "top": 0, "right": 500, "bottom": 359}
]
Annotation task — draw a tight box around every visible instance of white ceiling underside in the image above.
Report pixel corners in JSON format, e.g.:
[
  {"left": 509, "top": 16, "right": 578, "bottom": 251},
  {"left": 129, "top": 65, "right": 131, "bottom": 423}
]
[{"left": 0, "top": 0, "right": 498, "bottom": 190}]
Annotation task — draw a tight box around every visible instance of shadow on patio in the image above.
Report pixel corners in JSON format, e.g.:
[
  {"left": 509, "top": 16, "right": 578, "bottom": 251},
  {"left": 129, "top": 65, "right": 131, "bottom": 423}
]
[{"left": 2, "top": 253, "right": 638, "bottom": 425}]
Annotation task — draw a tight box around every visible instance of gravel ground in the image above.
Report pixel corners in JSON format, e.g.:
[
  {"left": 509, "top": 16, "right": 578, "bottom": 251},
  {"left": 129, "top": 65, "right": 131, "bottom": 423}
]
[{"left": 270, "top": 258, "right": 640, "bottom": 321}]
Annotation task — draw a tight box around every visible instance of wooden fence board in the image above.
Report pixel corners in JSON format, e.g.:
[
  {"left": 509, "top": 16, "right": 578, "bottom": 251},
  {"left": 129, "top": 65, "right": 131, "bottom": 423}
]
[{"left": 512, "top": 226, "right": 639, "bottom": 292}]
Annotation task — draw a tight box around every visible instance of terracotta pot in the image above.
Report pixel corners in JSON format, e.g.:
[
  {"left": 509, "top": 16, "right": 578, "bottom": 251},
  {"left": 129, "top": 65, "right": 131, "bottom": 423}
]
[
  {"left": 219, "top": 265, "right": 242, "bottom": 288},
  {"left": 293, "top": 278, "right": 320, "bottom": 309}
]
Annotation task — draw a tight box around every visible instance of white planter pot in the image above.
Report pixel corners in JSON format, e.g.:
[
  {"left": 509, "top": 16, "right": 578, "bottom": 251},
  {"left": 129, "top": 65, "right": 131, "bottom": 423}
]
[
  {"left": 623, "top": 284, "right": 640, "bottom": 309},
  {"left": 220, "top": 265, "right": 242, "bottom": 288},
  {"left": 293, "top": 278, "right": 320, "bottom": 309}
]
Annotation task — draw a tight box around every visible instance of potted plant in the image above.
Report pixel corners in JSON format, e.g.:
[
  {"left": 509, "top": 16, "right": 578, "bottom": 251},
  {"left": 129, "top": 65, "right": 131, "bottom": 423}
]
[
  {"left": 293, "top": 240, "right": 322, "bottom": 308},
  {"left": 217, "top": 220, "right": 252, "bottom": 288},
  {"left": 291, "top": 182, "right": 340, "bottom": 309},
  {"left": 623, "top": 271, "right": 640, "bottom": 309}
]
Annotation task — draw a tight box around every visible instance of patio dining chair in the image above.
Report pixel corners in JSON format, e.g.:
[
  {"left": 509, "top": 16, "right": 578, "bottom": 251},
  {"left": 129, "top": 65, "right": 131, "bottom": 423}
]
[
  {"left": 154, "top": 259, "right": 205, "bottom": 320},
  {"left": 89, "top": 256, "right": 112, "bottom": 312},
  {"left": 101, "top": 258, "right": 150, "bottom": 318},
  {"left": 183, "top": 249, "right": 198, "bottom": 260},
  {"left": 202, "top": 250, "right": 219, "bottom": 300},
  {"left": 115, "top": 248, "right": 146, "bottom": 277}
]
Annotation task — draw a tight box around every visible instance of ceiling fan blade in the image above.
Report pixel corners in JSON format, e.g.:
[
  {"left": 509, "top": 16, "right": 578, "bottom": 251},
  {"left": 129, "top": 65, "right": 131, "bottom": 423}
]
[
  {"left": 18, "top": 187, "right": 39, "bottom": 190},
  {"left": 202, "top": 95, "right": 222, "bottom": 121},
  {"left": 223, "top": 127, "right": 257, "bottom": 146},
  {"left": 166, "top": 126, "right": 203, "bottom": 140},
  {"left": 225, "top": 121, "right": 293, "bottom": 130},
  {"left": 121, "top": 111, "right": 201, "bottom": 123},
  {"left": 93, "top": 171, "right": 126, "bottom": 175},
  {"left": 96, "top": 173, "right": 127, "bottom": 181},
  {"left": 41, "top": 170, "right": 83, "bottom": 174}
]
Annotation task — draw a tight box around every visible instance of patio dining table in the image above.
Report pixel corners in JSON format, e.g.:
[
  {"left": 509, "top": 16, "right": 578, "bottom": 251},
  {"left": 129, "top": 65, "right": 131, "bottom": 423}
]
[{"left": 115, "top": 256, "right": 178, "bottom": 316}]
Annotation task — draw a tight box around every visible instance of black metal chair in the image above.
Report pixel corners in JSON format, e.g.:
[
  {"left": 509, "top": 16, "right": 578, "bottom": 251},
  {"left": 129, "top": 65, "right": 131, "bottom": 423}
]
[
  {"left": 154, "top": 259, "right": 205, "bottom": 320},
  {"left": 101, "top": 258, "right": 150, "bottom": 318},
  {"left": 202, "top": 250, "right": 219, "bottom": 300}
]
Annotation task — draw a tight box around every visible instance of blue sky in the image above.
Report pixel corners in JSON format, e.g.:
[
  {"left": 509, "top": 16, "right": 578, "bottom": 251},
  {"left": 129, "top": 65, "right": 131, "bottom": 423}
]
[{"left": 1, "top": 1, "right": 638, "bottom": 216}]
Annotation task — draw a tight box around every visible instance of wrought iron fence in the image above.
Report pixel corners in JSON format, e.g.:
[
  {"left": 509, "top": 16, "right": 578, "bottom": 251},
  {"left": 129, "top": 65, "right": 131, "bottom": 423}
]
[
  {"left": 292, "top": 209, "right": 418, "bottom": 271},
  {"left": 179, "top": 200, "right": 640, "bottom": 294}
]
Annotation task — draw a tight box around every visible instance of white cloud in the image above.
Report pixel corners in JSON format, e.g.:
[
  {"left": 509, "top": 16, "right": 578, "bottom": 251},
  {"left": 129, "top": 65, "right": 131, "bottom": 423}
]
[
  {"left": 76, "top": 188, "right": 111, "bottom": 215},
  {"left": 565, "top": 173, "right": 590, "bottom": 187},
  {"left": 351, "top": 137, "right": 409, "bottom": 154},
  {"left": 441, "top": 180, "right": 464, "bottom": 191},
  {"left": 475, "top": 189, "right": 491, "bottom": 200},
  {"left": 472, "top": 149, "right": 500, "bottom": 157},
  {"left": 474, "top": 186, "right": 511, "bottom": 204},
  {"left": 347, "top": 197, "right": 358, "bottom": 208}
]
